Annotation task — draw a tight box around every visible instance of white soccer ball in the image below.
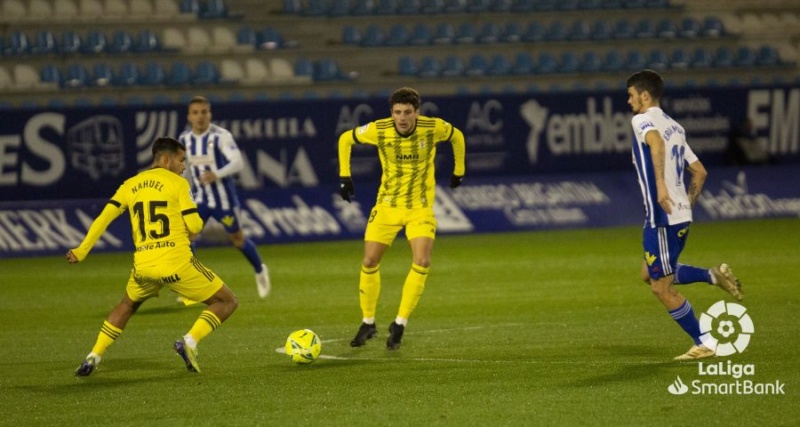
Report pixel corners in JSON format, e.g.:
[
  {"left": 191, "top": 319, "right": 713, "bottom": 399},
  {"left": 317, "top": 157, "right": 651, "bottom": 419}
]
[{"left": 285, "top": 329, "right": 322, "bottom": 364}]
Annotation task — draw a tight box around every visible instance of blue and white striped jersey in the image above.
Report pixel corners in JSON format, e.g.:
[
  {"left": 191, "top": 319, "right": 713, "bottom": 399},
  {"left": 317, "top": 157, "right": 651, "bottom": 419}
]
[
  {"left": 180, "top": 124, "right": 243, "bottom": 210},
  {"left": 631, "top": 107, "right": 698, "bottom": 228}
]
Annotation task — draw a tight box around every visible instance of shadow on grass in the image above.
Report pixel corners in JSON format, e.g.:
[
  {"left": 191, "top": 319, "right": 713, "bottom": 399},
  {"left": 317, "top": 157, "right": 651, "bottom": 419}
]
[{"left": 562, "top": 344, "right": 675, "bottom": 388}]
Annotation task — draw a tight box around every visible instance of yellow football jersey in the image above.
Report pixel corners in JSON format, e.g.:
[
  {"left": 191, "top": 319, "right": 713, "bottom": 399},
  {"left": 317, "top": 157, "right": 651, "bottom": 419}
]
[
  {"left": 72, "top": 167, "right": 201, "bottom": 266},
  {"left": 339, "top": 116, "right": 465, "bottom": 209}
]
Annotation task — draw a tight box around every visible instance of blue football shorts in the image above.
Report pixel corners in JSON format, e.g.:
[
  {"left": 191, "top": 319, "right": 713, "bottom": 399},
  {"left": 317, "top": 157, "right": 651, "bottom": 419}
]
[{"left": 642, "top": 221, "right": 691, "bottom": 280}]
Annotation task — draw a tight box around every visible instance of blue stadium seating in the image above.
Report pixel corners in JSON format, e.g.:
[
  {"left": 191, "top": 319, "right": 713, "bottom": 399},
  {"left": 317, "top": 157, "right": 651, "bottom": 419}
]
[
  {"left": 679, "top": 17, "right": 701, "bottom": 38},
  {"left": 109, "top": 31, "right": 133, "bottom": 54},
  {"left": 467, "top": 0, "right": 490, "bottom": 13},
  {"left": 258, "top": 27, "right": 284, "bottom": 49},
  {"left": 293, "top": 58, "right": 314, "bottom": 78},
  {"left": 545, "top": 21, "right": 569, "bottom": 42},
  {"left": 141, "top": 62, "right": 167, "bottom": 86},
  {"left": 580, "top": 51, "right": 602, "bottom": 73},
  {"left": 441, "top": 55, "right": 466, "bottom": 77},
  {"left": 116, "top": 62, "right": 141, "bottom": 86},
  {"left": 603, "top": 51, "right": 624, "bottom": 72},
  {"left": 133, "top": 30, "right": 161, "bottom": 53},
  {"left": 5, "top": 32, "right": 30, "bottom": 55},
  {"left": 92, "top": 63, "right": 115, "bottom": 87},
  {"left": 342, "top": 26, "right": 361, "bottom": 45},
  {"left": 522, "top": 22, "right": 545, "bottom": 43},
  {"left": 40, "top": 65, "right": 63, "bottom": 87},
  {"left": 64, "top": 64, "right": 90, "bottom": 88},
  {"left": 487, "top": 54, "right": 511, "bottom": 76},
  {"left": 303, "top": 0, "right": 328, "bottom": 16},
  {"left": 713, "top": 46, "right": 735, "bottom": 68},
  {"left": 398, "top": 0, "right": 421, "bottom": 14},
  {"left": 625, "top": 50, "right": 646, "bottom": 70},
  {"left": 569, "top": 21, "right": 592, "bottom": 41},
  {"left": 329, "top": 0, "right": 351, "bottom": 16},
  {"left": 591, "top": 20, "right": 613, "bottom": 40},
  {"left": 558, "top": 52, "right": 580, "bottom": 74},
  {"left": 537, "top": 52, "right": 557, "bottom": 74},
  {"left": 421, "top": 0, "right": 444, "bottom": 14},
  {"left": 656, "top": 19, "right": 678, "bottom": 39},
  {"left": 180, "top": 0, "right": 201, "bottom": 15},
  {"left": 702, "top": 17, "right": 724, "bottom": 37},
  {"left": 455, "top": 22, "right": 477, "bottom": 44},
  {"left": 690, "top": 47, "right": 714, "bottom": 68},
  {"left": 647, "top": 49, "right": 670, "bottom": 69},
  {"left": 614, "top": 19, "right": 636, "bottom": 39},
  {"left": 478, "top": 23, "right": 502, "bottom": 44},
  {"left": 398, "top": 56, "right": 418, "bottom": 76},
  {"left": 466, "top": 54, "right": 489, "bottom": 76},
  {"left": 60, "top": 32, "right": 82, "bottom": 54},
  {"left": 82, "top": 31, "right": 107, "bottom": 54},
  {"left": 32, "top": 31, "right": 57, "bottom": 55},
  {"left": 408, "top": 24, "right": 432, "bottom": 45},
  {"left": 237, "top": 27, "right": 257, "bottom": 47},
  {"left": 671, "top": 48, "right": 691, "bottom": 69},
  {"left": 433, "top": 23, "right": 455, "bottom": 44},
  {"left": 385, "top": 25, "right": 411, "bottom": 46},
  {"left": 511, "top": 52, "right": 535, "bottom": 74},
  {"left": 194, "top": 61, "right": 220, "bottom": 84},
  {"left": 352, "top": 0, "right": 375, "bottom": 15},
  {"left": 735, "top": 46, "right": 756, "bottom": 67},
  {"left": 201, "top": 0, "right": 230, "bottom": 19},
  {"left": 314, "top": 58, "right": 344, "bottom": 81},
  {"left": 502, "top": 22, "right": 523, "bottom": 43},
  {"left": 417, "top": 56, "right": 441, "bottom": 77},
  {"left": 635, "top": 19, "right": 656, "bottom": 39},
  {"left": 361, "top": 25, "right": 385, "bottom": 47},
  {"left": 166, "top": 62, "right": 192, "bottom": 86},
  {"left": 374, "top": 0, "right": 398, "bottom": 14},
  {"left": 756, "top": 45, "right": 780, "bottom": 66}
]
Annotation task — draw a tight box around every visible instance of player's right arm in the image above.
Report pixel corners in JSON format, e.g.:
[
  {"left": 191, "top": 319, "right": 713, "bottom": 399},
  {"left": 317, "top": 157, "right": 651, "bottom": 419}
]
[
  {"left": 67, "top": 199, "right": 125, "bottom": 263},
  {"left": 337, "top": 122, "right": 375, "bottom": 202}
]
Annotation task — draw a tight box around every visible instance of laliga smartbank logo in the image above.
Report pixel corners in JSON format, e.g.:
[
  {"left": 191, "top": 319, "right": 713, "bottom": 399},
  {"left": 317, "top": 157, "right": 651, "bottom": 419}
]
[{"left": 667, "top": 300, "right": 786, "bottom": 396}]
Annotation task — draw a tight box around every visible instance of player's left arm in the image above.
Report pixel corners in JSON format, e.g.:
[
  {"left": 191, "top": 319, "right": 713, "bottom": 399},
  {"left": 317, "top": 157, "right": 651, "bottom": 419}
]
[
  {"left": 67, "top": 200, "right": 125, "bottom": 263},
  {"left": 644, "top": 130, "right": 673, "bottom": 214},
  {"left": 684, "top": 143, "right": 706, "bottom": 207}
]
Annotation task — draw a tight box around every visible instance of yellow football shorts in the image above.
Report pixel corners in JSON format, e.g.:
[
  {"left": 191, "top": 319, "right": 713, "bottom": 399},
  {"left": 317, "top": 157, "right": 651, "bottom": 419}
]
[
  {"left": 126, "top": 256, "right": 224, "bottom": 303},
  {"left": 364, "top": 205, "right": 437, "bottom": 245}
]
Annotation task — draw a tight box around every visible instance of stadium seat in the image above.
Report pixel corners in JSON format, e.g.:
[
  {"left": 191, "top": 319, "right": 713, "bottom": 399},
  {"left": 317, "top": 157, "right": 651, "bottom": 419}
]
[
  {"left": 141, "top": 62, "right": 167, "bottom": 86},
  {"left": 702, "top": 16, "right": 724, "bottom": 37},
  {"left": 210, "top": 26, "right": 237, "bottom": 52},
  {"left": 351, "top": 0, "right": 374, "bottom": 15},
  {"left": 646, "top": 49, "right": 670, "bottom": 69},
  {"left": 656, "top": 18, "right": 677, "bottom": 39},
  {"left": 670, "top": 48, "right": 690, "bottom": 69},
  {"left": 756, "top": 45, "right": 780, "bottom": 66},
  {"left": 713, "top": 46, "right": 735, "bottom": 68},
  {"left": 490, "top": 0, "right": 512, "bottom": 12},
  {"left": 30, "top": 0, "right": 54, "bottom": 19},
  {"left": 487, "top": 54, "right": 511, "bottom": 76},
  {"left": 635, "top": 19, "right": 656, "bottom": 38},
  {"left": 302, "top": 0, "right": 328, "bottom": 16},
  {"left": 186, "top": 27, "right": 211, "bottom": 53},
  {"left": 385, "top": 25, "right": 411, "bottom": 47},
  {"left": 417, "top": 56, "right": 441, "bottom": 78},
  {"left": 342, "top": 26, "right": 361, "bottom": 46},
  {"left": 0, "top": 66, "right": 13, "bottom": 89},
  {"left": 243, "top": 58, "right": 270, "bottom": 84},
  {"left": 5, "top": 32, "right": 30, "bottom": 55},
  {"left": 374, "top": 0, "right": 397, "bottom": 14},
  {"left": 510, "top": 0, "right": 532, "bottom": 12},
  {"left": 569, "top": 20, "right": 592, "bottom": 41},
  {"left": 31, "top": 31, "right": 57, "bottom": 55},
  {"left": 154, "top": 0, "right": 180, "bottom": 17},
  {"left": 455, "top": 22, "right": 477, "bottom": 44},
  {"left": 328, "top": 0, "right": 351, "bottom": 16},
  {"left": 442, "top": 0, "right": 466, "bottom": 12},
  {"left": 537, "top": 52, "right": 557, "bottom": 74},
  {"left": 220, "top": 59, "right": 244, "bottom": 81},
  {"left": 441, "top": 55, "right": 466, "bottom": 77},
  {"left": 79, "top": 0, "right": 104, "bottom": 18},
  {"left": 478, "top": 23, "right": 502, "bottom": 44},
  {"left": 591, "top": 20, "right": 613, "bottom": 40},
  {"left": 160, "top": 26, "right": 185, "bottom": 51},
  {"left": 92, "top": 63, "right": 115, "bottom": 86},
  {"left": 545, "top": 21, "right": 568, "bottom": 41},
  {"left": 466, "top": 54, "right": 489, "bottom": 76},
  {"left": 625, "top": 50, "right": 646, "bottom": 70},
  {"left": 2, "top": 0, "right": 27, "bottom": 20},
  {"left": 40, "top": 65, "right": 62, "bottom": 88},
  {"left": 133, "top": 30, "right": 161, "bottom": 52},
  {"left": 236, "top": 27, "right": 257, "bottom": 49},
  {"left": 109, "top": 31, "right": 134, "bottom": 54},
  {"left": 614, "top": 19, "right": 636, "bottom": 39},
  {"left": 314, "top": 58, "right": 344, "bottom": 81},
  {"left": 282, "top": 0, "right": 301, "bottom": 14},
  {"left": 433, "top": 23, "right": 455, "bottom": 45},
  {"left": 602, "top": 51, "right": 624, "bottom": 72},
  {"left": 82, "top": 31, "right": 108, "bottom": 54},
  {"left": 679, "top": 17, "right": 701, "bottom": 38},
  {"left": 166, "top": 62, "right": 192, "bottom": 85},
  {"left": 502, "top": 22, "right": 523, "bottom": 43},
  {"left": 398, "top": 56, "right": 418, "bottom": 76},
  {"left": 511, "top": 52, "right": 535, "bottom": 74},
  {"left": 269, "top": 58, "right": 295, "bottom": 80},
  {"left": 558, "top": 52, "right": 580, "bottom": 73},
  {"left": 104, "top": 0, "right": 129, "bottom": 18},
  {"left": 522, "top": 22, "right": 545, "bottom": 42},
  {"left": 193, "top": 61, "right": 220, "bottom": 84},
  {"left": 179, "top": 0, "right": 199, "bottom": 15},
  {"left": 421, "top": 0, "right": 443, "bottom": 14},
  {"left": 201, "top": 0, "right": 229, "bottom": 19},
  {"left": 467, "top": 0, "right": 490, "bottom": 13},
  {"left": 129, "top": 0, "right": 154, "bottom": 17},
  {"left": 63, "top": 63, "right": 90, "bottom": 88},
  {"left": 60, "top": 32, "right": 82, "bottom": 54},
  {"left": 690, "top": 47, "right": 713, "bottom": 68},
  {"left": 580, "top": 51, "right": 602, "bottom": 73},
  {"left": 735, "top": 46, "right": 756, "bottom": 67},
  {"left": 361, "top": 25, "right": 385, "bottom": 47},
  {"left": 293, "top": 59, "right": 314, "bottom": 79},
  {"left": 116, "top": 62, "right": 140, "bottom": 86},
  {"left": 408, "top": 24, "right": 432, "bottom": 45},
  {"left": 397, "top": 0, "right": 420, "bottom": 14},
  {"left": 53, "top": 0, "right": 78, "bottom": 20}
]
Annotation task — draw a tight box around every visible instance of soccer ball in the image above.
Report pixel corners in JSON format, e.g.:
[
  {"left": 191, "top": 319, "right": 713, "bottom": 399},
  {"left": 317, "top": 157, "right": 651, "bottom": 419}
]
[{"left": 285, "top": 329, "right": 322, "bottom": 364}]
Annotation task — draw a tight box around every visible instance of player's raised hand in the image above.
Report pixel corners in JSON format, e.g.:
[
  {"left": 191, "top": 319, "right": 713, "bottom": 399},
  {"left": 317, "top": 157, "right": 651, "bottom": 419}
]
[{"left": 339, "top": 177, "right": 355, "bottom": 202}]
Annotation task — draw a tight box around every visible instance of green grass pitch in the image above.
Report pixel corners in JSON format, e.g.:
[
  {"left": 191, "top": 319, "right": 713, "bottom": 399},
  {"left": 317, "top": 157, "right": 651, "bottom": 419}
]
[{"left": 1, "top": 218, "right": 798, "bottom": 425}]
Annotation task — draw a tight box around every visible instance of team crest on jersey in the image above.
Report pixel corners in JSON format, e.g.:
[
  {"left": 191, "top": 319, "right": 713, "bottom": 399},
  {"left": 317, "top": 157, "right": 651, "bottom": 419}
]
[{"left": 357, "top": 123, "right": 371, "bottom": 134}]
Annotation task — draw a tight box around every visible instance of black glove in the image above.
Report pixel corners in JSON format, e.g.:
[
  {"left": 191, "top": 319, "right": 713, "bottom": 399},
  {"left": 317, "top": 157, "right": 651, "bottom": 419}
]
[
  {"left": 339, "top": 177, "right": 355, "bottom": 202},
  {"left": 449, "top": 174, "right": 463, "bottom": 189}
]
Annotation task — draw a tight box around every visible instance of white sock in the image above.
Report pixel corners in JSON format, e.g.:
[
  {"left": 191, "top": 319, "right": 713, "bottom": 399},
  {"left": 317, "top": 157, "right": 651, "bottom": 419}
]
[
  {"left": 362, "top": 317, "right": 375, "bottom": 325},
  {"left": 395, "top": 316, "right": 408, "bottom": 326},
  {"left": 183, "top": 334, "right": 198, "bottom": 349}
]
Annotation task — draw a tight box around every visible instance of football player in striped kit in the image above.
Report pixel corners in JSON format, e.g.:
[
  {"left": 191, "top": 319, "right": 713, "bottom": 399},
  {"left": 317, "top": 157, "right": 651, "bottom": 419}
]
[
  {"left": 180, "top": 96, "right": 271, "bottom": 299},
  {"left": 338, "top": 87, "right": 466, "bottom": 350},
  {"left": 627, "top": 70, "right": 743, "bottom": 361}
]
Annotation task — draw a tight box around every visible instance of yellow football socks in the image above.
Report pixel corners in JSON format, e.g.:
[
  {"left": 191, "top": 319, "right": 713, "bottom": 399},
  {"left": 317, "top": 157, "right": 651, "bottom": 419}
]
[
  {"left": 359, "top": 264, "right": 381, "bottom": 319},
  {"left": 398, "top": 263, "right": 429, "bottom": 319},
  {"left": 90, "top": 320, "right": 123, "bottom": 356},
  {"left": 187, "top": 310, "right": 221, "bottom": 344}
]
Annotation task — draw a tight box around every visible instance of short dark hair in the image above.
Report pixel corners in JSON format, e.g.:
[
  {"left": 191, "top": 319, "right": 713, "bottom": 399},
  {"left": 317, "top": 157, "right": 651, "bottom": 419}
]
[
  {"left": 151, "top": 137, "right": 185, "bottom": 159},
  {"left": 626, "top": 69, "right": 664, "bottom": 100},
  {"left": 389, "top": 87, "right": 420, "bottom": 110},
  {"left": 188, "top": 95, "right": 210, "bottom": 110}
]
